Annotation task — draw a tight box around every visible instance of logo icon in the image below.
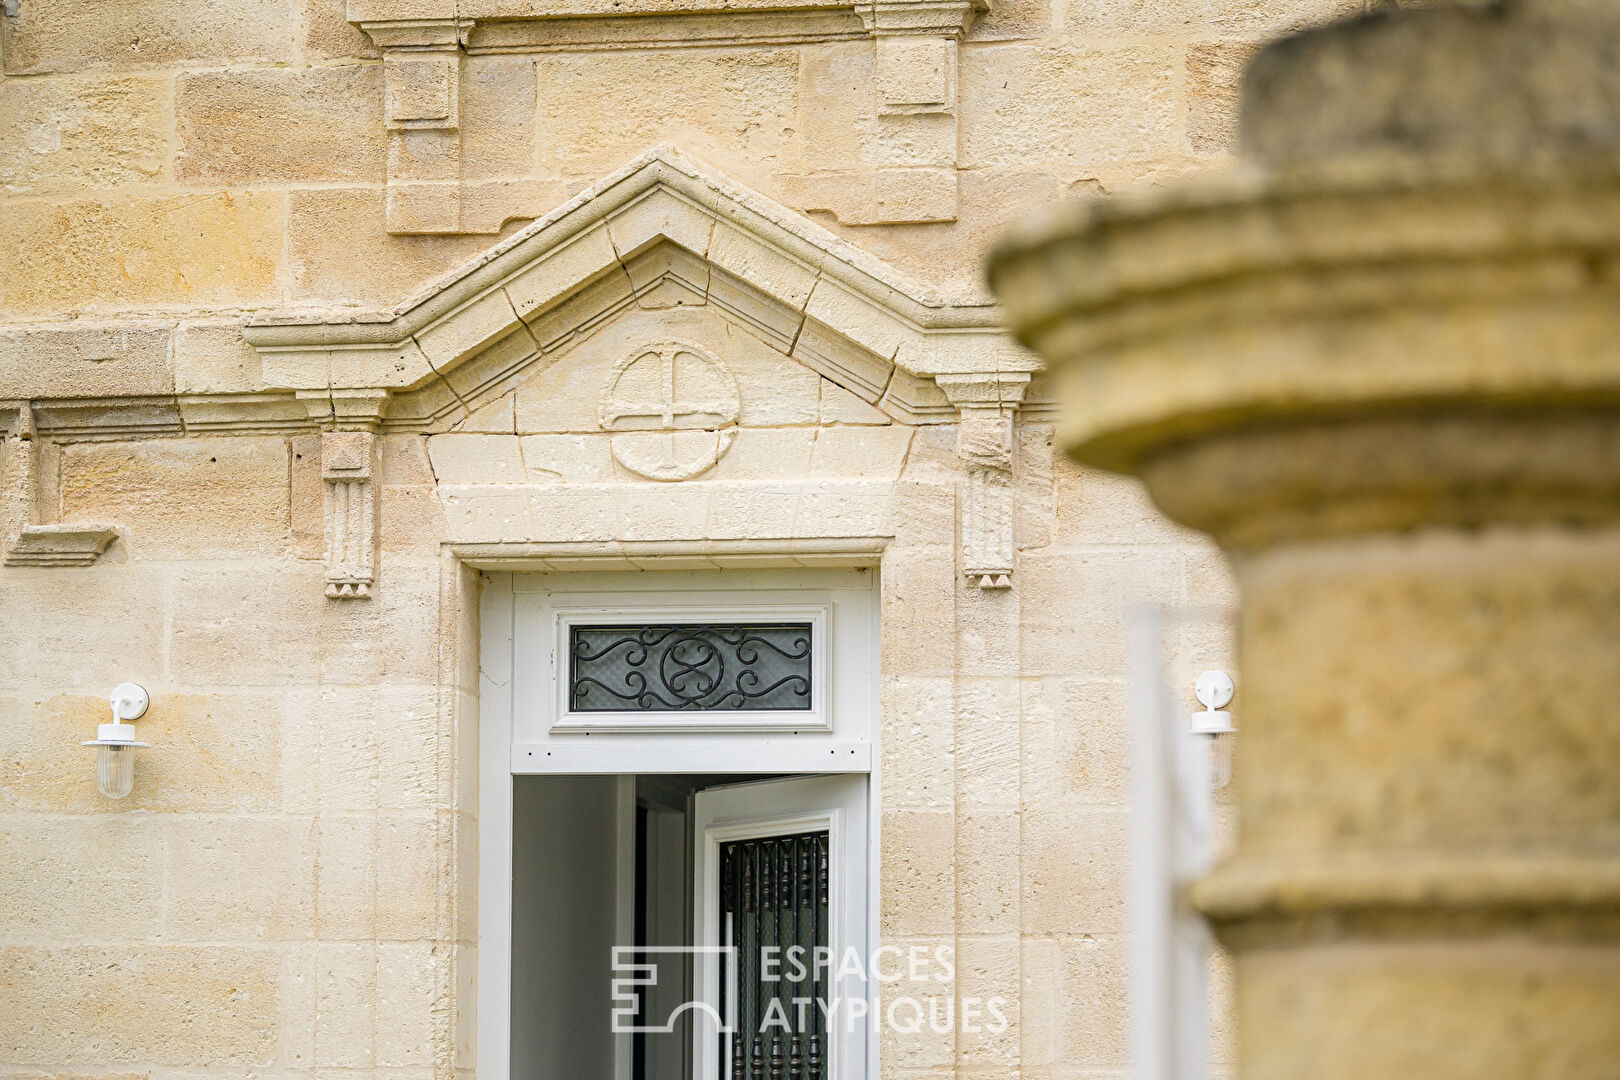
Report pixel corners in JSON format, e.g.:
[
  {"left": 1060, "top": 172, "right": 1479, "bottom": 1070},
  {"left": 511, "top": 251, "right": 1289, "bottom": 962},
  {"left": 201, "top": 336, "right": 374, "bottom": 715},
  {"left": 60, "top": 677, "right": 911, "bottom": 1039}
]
[
  {"left": 599, "top": 340, "right": 741, "bottom": 481},
  {"left": 610, "top": 945, "right": 736, "bottom": 1035}
]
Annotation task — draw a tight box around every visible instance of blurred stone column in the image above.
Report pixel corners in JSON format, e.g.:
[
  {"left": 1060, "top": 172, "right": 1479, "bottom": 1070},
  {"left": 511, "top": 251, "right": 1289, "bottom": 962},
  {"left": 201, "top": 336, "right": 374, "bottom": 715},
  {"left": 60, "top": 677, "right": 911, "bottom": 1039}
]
[{"left": 991, "top": 1, "right": 1620, "bottom": 1076}]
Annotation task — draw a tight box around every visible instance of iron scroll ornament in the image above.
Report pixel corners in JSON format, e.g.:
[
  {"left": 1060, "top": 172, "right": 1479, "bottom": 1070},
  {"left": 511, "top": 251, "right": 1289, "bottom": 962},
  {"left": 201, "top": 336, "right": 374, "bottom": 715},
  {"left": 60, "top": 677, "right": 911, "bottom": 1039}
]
[{"left": 569, "top": 623, "right": 813, "bottom": 712}]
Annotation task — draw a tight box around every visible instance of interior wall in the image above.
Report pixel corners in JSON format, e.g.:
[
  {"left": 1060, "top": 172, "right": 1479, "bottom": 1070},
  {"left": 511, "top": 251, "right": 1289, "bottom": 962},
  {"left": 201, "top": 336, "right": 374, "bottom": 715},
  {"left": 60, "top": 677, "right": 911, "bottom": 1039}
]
[{"left": 511, "top": 775, "right": 627, "bottom": 1080}]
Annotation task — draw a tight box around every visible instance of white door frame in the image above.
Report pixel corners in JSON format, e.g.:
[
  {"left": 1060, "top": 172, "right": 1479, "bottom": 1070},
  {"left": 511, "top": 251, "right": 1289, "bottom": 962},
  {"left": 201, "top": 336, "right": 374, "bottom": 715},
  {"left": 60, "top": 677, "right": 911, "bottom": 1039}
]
[
  {"left": 478, "top": 571, "right": 881, "bottom": 1080},
  {"left": 691, "top": 775, "right": 870, "bottom": 1080}
]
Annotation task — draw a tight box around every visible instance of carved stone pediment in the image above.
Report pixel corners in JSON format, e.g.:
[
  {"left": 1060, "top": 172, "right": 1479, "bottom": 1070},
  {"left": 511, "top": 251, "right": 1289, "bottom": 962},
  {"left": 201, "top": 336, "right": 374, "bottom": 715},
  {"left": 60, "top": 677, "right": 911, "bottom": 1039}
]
[
  {"left": 244, "top": 144, "right": 1026, "bottom": 415},
  {"left": 243, "top": 145, "right": 1040, "bottom": 593}
]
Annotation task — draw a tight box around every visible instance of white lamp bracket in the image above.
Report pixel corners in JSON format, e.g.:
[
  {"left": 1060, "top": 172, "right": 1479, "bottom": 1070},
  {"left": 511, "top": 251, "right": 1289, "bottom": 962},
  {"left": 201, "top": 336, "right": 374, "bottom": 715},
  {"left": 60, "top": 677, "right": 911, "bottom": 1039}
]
[
  {"left": 1191, "top": 670, "right": 1235, "bottom": 735},
  {"left": 84, "top": 683, "right": 152, "bottom": 747},
  {"left": 110, "top": 682, "right": 149, "bottom": 722}
]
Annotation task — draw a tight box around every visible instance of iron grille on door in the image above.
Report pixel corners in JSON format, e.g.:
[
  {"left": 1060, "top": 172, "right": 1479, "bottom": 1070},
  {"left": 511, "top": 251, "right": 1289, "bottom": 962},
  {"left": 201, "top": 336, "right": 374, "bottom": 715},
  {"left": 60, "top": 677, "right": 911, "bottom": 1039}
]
[{"left": 719, "top": 832, "right": 829, "bottom": 1080}]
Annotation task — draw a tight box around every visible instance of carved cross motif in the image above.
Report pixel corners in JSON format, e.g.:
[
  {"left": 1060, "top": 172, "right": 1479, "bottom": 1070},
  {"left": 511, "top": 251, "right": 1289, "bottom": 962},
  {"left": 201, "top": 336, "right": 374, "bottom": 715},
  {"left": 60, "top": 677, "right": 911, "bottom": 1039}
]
[{"left": 599, "top": 340, "right": 741, "bottom": 481}]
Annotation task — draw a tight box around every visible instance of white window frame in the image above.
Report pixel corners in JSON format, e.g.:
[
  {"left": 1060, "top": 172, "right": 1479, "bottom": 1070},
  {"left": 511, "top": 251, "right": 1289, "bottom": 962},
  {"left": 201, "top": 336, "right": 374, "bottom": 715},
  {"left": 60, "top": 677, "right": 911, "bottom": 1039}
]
[
  {"left": 478, "top": 569, "right": 881, "bottom": 1080},
  {"left": 551, "top": 603, "right": 830, "bottom": 734}
]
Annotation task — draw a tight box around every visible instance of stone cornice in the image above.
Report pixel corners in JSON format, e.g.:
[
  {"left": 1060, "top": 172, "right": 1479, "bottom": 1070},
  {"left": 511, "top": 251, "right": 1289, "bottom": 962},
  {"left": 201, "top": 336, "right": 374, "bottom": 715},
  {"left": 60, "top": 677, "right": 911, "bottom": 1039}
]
[
  {"left": 347, "top": 0, "right": 985, "bottom": 51},
  {"left": 990, "top": 165, "right": 1620, "bottom": 474},
  {"left": 245, "top": 144, "right": 1033, "bottom": 427}
]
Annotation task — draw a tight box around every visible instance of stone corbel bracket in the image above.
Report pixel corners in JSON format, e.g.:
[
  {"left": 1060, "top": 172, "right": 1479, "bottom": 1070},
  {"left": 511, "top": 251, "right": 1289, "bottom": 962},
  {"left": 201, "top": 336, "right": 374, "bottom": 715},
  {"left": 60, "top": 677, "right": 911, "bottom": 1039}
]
[
  {"left": 300, "top": 390, "right": 391, "bottom": 598},
  {"left": 937, "top": 371, "right": 1031, "bottom": 589},
  {"left": 1, "top": 402, "right": 119, "bottom": 568},
  {"left": 321, "top": 431, "right": 381, "bottom": 598}
]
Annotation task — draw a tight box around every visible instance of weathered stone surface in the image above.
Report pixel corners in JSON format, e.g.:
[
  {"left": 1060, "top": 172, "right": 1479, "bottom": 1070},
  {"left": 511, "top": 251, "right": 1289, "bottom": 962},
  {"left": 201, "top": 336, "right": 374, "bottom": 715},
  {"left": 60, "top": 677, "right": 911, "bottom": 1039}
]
[
  {"left": 880, "top": 809, "right": 955, "bottom": 936},
  {"left": 287, "top": 186, "right": 500, "bottom": 304},
  {"left": 173, "top": 321, "right": 266, "bottom": 394},
  {"left": 169, "top": 564, "right": 325, "bottom": 685},
  {"left": 176, "top": 66, "right": 385, "bottom": 184},
  {"left": 303, "top": 0, "right": 381, "bottom": 58},
  {"left": 462, "top": 56, "right": 538, "bottom": 178},
  {"left": 314, "top": 942, "right": 377, "bottom": 1067},
  {"left": 376, "top": 942, "right": 440, "bottom": 1065},
  {"left": 166, "top": 817, "right": 317, "bottom": 939},
  {"left": 59, "top": 437, "right": 291, "bottom": 557},
  {"left": 0, "top": 817, "right": 164, "bottom": 939},
  {"left": 1022, "top": 803, "right": 1126, "bottom": 935},
  {"left": 0, "top": 571, "right": 166, "bottom": 692},
  {"left": 1186, "top": 42, "right": 1264, "bottom": 155},
  {"left": 960, "top": 45, "right": 1181, "bottom": 171},
  {"left": 1017, "top": 547, "right": 1185, "bottom": 677},
  {"left": 1020, "top": 677, "right": 1128, "bottom": 804},
  {"left": 1056, "top": 934, "right": 1127, "bottom": 1067},
  {"left": 1068, "top": 0, "right": 1363, "bottom": 36},
  {"left": 534, "top": 48, "right": 798, "bottom": 180},
  {"left": 0, "top": 0, "right": 297, "bottom": 74},
  {"left": 0, "top": 192, "right": 282, "bottom": 316},
  {"left": 0, "top": 323, "right": 172, "bottom": 398},
  {"left": 0, "top": 76, "right": 168, "bottom": 195},
  {"left": 0, "top": 946, "right": 279, "bottom": 1064},
  {"left": 967, "top": 0, "right": 1051, "bottom": 40}
]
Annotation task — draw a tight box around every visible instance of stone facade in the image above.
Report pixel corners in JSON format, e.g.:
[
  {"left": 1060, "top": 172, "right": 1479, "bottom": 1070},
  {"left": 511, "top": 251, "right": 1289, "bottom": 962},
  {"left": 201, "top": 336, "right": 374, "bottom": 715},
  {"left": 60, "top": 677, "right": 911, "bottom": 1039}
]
[{"left": 1, "top": 1, "right": 1366, "bottom": 1077}]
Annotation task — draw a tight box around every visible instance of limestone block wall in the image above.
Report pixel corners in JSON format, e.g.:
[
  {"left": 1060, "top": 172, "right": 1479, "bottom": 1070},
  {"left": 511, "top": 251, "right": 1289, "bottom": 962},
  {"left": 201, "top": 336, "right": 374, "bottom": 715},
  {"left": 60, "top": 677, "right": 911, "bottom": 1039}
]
[
  {"left": 0, "top": 0, "right": 1314, "bottom": 1076},
  {"left": 0, "top": 430, "right": 475, "bottom": 1074}
]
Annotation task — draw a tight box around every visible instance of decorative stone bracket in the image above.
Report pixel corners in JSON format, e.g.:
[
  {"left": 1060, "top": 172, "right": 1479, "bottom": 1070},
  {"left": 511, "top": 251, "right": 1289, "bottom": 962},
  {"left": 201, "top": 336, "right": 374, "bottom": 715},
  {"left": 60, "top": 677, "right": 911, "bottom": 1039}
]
[
  {"left": 937, "top": 372, "right": 1030, "bottom": 589},
  {"left": 298, "top": 391, "right": 390, "bottom": 599},
  {"left": 1, "top": 403, "right": 118, "bottom": 568},
  {"left": 321, "top": 431, "right": 380, "bottom": 598}
]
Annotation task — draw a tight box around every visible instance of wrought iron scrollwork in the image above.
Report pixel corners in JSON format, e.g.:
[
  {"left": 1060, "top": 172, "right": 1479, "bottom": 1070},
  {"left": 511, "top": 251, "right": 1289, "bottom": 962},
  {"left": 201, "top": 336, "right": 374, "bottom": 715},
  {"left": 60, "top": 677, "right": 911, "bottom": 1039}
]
[{"left": 569, "top": 623, "right": 813, "bottom": 712}]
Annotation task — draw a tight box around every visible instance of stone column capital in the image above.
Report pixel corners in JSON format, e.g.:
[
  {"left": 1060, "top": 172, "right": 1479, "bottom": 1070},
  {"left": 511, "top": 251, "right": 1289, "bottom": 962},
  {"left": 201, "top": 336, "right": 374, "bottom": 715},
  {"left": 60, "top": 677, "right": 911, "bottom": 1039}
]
[{"left": 992, "top": 1, "right": 1620, "bottom": 1075}]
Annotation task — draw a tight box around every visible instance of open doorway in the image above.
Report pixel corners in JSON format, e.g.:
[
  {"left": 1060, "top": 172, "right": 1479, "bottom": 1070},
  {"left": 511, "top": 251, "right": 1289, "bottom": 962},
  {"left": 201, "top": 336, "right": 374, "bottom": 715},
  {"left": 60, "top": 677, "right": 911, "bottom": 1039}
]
[{"left": 510, "top": 773, "right": 868, "bottom": 1080}]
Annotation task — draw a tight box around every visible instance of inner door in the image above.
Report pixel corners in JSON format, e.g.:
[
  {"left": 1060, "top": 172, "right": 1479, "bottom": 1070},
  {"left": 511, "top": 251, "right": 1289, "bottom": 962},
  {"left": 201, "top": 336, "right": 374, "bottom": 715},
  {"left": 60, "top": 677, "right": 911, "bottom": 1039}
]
[{"left": 692, "top": 775, "right": 868, "bottom": 1080}]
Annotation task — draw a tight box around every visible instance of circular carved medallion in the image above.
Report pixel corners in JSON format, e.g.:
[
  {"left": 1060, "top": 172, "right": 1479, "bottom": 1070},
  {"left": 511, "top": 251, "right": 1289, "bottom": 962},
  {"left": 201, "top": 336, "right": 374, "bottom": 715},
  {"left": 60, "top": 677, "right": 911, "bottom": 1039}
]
[{"left": 598, "top": 340, "right": 741, "bottom": 481}]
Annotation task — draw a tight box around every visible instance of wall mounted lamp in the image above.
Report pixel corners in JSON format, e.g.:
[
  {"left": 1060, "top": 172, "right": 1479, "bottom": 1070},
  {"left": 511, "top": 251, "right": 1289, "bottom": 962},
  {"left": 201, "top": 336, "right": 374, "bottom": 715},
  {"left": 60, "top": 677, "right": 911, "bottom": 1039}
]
[
  {"left": 1192, "top": 669, "right": 1236, "bottom": 788},
  {"left": 83, "top": 683, "right": 151, "bottom": 799}
]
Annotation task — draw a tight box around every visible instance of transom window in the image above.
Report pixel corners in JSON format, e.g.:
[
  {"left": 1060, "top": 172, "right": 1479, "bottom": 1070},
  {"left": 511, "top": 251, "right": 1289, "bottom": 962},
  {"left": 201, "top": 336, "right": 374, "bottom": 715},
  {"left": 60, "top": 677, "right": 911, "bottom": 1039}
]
[
  {"left": 546, "top": 604, "right": 831, "bottom": 734},
  {"left": 570, "top": 623, "right": 814, "bottom": 712}
]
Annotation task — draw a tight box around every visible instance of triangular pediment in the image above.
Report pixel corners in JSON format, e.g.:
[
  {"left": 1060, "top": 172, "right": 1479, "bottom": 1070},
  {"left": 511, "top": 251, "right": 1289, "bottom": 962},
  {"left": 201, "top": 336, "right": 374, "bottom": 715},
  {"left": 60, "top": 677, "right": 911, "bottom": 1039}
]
[{"left": 243, "top": 145, "right": 1031, "bottom": 429}]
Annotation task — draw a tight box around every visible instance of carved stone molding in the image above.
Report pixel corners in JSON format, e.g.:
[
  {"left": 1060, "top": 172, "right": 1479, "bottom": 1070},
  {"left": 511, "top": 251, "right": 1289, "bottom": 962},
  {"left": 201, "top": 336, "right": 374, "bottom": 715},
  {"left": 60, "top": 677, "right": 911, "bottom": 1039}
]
[
  {"left": 5, "top": 525, "right": 120, "bottom": 568},
  {"left": 937, "top": 372, "right": 1030, "bottom": 589},
  {"left": 321, "top": 431, "right": 380, "bottom": 598},
  {"left": 244, "top": 145, "right": 1027, "bottom": 416},
  {"left": 1, "top": 403, "right": 120, "bottom": 569},
  {"left": 350, "top": 0, "right": 984, "bottom": 231}
]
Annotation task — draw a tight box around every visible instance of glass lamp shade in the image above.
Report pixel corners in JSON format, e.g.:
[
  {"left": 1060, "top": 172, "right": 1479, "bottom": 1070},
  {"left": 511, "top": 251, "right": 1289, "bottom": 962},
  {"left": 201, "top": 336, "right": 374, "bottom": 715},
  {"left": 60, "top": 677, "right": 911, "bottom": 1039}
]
[{"left": 96, "top": 743, "right": 136, "bottom": 799}]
